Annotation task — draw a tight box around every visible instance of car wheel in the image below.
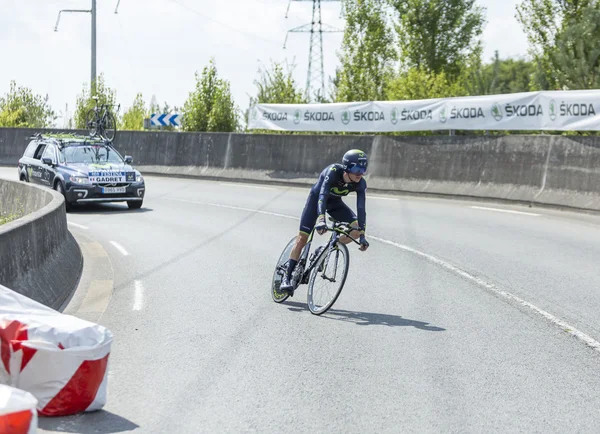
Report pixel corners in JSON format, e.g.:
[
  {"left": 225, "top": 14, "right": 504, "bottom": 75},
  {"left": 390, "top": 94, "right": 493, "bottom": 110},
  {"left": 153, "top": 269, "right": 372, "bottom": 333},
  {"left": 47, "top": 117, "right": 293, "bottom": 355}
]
[
  {"left": 127, "top": 200, "right": 143, "bottom": 210},
  {"left": 54, "top": 181, "right": 72, "bottom": 211}
]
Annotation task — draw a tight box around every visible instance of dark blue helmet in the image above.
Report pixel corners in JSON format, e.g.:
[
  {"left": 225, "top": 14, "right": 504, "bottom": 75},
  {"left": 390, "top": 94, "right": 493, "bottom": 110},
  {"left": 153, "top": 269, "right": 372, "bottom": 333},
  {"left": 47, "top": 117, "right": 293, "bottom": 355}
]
[{"left": 342, "top": 149, "right": 368, "bottom": 175}]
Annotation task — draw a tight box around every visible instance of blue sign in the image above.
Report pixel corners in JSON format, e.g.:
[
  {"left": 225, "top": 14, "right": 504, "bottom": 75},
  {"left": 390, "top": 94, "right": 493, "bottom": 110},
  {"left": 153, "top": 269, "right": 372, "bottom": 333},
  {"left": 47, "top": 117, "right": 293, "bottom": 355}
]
[{"left": 150, "top": 113, "right": 181, "bottom": 127}]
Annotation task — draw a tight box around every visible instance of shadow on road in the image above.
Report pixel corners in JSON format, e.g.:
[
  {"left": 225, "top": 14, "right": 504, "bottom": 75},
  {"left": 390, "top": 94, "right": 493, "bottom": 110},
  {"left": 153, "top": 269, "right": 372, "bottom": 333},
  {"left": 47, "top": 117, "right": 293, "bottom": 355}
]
[
  {"left": 38, "top": 410, "right": 139, "bottom": 433},
  {"left": 283, "top": 301, "right": 446, "bottom": 331},
  {"left": 67, "top": 203, "right": 153, "bottom": 215}
]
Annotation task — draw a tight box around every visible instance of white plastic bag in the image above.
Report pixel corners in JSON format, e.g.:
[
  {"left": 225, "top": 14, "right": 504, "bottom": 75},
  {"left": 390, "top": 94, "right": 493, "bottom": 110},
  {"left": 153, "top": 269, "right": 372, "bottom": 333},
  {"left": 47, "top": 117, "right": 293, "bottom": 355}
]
[
  {"left": 0, "top": 284, "right": 113, "bottom": 417},
  {"left": 0, "top": 384, "right": 38, "bottom": 434}
]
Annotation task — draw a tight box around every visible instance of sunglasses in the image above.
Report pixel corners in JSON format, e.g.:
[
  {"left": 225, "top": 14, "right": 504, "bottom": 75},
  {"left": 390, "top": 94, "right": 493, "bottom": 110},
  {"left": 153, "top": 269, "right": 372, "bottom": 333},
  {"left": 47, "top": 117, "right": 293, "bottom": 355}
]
[{"left": 348, "top": 165, "right": 367, "bottom": 175}]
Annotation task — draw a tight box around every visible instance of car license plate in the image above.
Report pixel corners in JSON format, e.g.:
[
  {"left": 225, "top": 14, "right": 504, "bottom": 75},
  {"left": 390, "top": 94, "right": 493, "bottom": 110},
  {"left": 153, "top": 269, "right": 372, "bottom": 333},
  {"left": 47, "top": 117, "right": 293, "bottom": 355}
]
[{"left": 102, "top": 187, "right": 126, "bottom": 194}]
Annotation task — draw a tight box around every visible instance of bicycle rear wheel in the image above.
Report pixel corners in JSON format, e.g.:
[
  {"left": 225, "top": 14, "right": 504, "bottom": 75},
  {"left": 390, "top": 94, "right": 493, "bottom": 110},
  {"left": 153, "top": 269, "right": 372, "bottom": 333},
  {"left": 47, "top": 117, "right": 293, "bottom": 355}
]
[
  {"left": 104, "top": 112, "right": 117, "bottom": 141},
  {"left": 307, "top": 242, "right": 349, "bottom": 315},
  {"left": 271, "top": 237, "right": 296, "bottom": 303}
]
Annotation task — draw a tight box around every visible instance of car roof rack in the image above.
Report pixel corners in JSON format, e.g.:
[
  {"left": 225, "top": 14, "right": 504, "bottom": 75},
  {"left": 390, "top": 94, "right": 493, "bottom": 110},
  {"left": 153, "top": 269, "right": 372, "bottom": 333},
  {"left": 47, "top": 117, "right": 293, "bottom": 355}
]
[{"left": 28, "top": 132, "right": 112, "bottom": 148}]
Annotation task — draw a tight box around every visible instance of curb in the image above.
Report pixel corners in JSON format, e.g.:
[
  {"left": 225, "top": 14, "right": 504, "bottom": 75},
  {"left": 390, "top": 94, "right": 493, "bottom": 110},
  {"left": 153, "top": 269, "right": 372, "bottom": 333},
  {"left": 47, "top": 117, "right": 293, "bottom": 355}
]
[{"left": 60, "top": 228, "right": 114, "bottom": 324}]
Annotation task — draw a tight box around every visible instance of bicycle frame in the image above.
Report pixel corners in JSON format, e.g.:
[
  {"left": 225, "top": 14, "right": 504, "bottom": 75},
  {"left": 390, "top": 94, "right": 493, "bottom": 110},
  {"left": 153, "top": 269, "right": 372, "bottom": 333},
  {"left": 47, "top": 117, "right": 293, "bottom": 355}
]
[{"left": 293, "top": 220, "right": 361, "bottom": 288}]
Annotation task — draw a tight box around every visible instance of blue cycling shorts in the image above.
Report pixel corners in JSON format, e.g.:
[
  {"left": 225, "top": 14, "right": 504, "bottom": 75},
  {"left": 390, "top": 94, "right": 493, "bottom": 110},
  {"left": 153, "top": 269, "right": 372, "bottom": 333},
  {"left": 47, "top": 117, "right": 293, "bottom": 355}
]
[{"left": 299, "top": 192, "right": 357, "bottom": 235}]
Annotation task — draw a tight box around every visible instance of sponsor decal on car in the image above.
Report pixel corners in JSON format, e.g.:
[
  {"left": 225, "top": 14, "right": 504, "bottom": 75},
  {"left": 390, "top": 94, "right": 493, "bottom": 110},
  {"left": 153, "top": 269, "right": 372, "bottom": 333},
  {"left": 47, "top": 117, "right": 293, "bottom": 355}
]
[{"left": 88, "top": 171, "right": 126, "bottom": 183}]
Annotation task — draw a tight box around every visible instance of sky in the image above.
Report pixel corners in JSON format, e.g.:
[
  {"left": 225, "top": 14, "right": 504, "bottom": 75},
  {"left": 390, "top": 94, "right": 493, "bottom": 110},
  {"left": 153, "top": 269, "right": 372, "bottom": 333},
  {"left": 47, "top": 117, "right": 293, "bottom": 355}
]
[{"left": 1, "top": 0, "right": 530, "bottom": 128}]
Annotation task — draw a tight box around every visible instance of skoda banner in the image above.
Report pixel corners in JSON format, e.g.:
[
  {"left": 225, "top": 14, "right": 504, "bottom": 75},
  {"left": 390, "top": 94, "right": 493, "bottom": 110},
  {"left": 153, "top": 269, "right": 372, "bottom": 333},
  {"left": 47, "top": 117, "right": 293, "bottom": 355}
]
[{"left": 248, "top": 90, "right": 600, "bottom": 132}]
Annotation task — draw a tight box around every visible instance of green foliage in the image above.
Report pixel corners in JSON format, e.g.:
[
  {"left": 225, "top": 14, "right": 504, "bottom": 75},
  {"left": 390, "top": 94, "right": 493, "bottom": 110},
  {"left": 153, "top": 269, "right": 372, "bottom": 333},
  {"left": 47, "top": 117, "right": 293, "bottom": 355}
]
[
  {"left": 461, "top": 50, "right": 536, "bottom": 95},
  {"left": 0, "top": 214, "right": 18, "bottom": 225},
  {"left": 390, "top": 0, "right": 486, "bottom": 78},
  {"left": 245, "top": 60, "right": 306, "bottom": 132},
  {"left": 0, "top": 81, "right": 55, "bottom": 128},
  {"left": 551, "top": 4, "right": 600, "bottom": 89},
  {"left": 251, "top": 61, "right": 306, "bottom": 104},
  {"left": 385, "top": 67, "right": 466, "bottom": 100},
  {"left": 335, "top": 0, "right": 397, "bottom": 102},
  {"left": 73, "top": 74, "right": 119, "bottom": 129},
  {"left": 182, "top": 58, "right": 239, "bottom": 132},
  {"left": 121, "top": 93, "right": 146, "bottom": 131},
  {"left": 516, "top": 0, "right": 597, "bottom": 89}
]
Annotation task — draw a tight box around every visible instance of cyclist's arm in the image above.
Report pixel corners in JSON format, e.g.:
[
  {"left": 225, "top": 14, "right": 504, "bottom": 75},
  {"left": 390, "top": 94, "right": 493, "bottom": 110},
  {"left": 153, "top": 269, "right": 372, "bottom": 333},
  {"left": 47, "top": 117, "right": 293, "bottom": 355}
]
[
  {"left": 356, "top": 181, "right": 367, "bottom": 233},
  {"left": 317, "top": 165, "right": 338, "bottom": 217}
]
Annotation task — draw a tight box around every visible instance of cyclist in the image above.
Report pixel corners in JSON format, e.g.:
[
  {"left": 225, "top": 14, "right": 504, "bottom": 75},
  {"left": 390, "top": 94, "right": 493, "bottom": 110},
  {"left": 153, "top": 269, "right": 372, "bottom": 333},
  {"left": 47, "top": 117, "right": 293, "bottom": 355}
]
[{"left": 280, "top": 149, "right": 370, "bottom": 294}]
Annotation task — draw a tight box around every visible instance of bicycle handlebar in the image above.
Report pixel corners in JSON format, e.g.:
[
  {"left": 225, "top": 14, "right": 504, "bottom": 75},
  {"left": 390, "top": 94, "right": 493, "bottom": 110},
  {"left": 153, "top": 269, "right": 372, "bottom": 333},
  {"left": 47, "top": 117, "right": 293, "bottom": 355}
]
[{"left": 324, "top": 223, "right": 362, "bottom": 245}]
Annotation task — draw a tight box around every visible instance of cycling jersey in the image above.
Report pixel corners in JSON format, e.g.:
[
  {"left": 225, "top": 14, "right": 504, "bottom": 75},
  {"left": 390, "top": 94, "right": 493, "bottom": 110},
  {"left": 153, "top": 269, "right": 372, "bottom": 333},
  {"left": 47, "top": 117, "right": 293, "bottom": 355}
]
[{"left": 299, "top": 163, "right": 367, "bottom": 234}]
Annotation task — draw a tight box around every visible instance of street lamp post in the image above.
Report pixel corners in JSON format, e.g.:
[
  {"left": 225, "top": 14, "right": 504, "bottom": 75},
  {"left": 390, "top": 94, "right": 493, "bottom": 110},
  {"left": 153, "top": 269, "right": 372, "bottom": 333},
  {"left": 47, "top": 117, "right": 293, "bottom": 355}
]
[{"left": 54, "top": 0, "right": 97, "bottom": 94}]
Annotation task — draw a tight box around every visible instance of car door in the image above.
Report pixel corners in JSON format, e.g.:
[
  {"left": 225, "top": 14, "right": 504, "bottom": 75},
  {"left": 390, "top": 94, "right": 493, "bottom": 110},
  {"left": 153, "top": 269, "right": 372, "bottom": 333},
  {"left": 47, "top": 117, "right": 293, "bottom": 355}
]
[
  {"left": 19, "top": 141, "right": 38, "bottom": 181},
  {"left": 40, "top": 144, "right": 58, "bottom": 187},
  {"left": 28, "top": 143, "right": 47, "bottom": 185}
]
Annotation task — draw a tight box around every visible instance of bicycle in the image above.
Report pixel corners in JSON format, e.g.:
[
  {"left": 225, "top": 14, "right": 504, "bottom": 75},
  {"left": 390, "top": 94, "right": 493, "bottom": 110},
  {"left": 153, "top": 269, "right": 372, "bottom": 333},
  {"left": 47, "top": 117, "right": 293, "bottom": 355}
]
[
  {"left": 271, "top": 218, "right": 362, "bottom": 315},
  {"left": 86, "top": 96, "right": 119, "bottom": 141}
]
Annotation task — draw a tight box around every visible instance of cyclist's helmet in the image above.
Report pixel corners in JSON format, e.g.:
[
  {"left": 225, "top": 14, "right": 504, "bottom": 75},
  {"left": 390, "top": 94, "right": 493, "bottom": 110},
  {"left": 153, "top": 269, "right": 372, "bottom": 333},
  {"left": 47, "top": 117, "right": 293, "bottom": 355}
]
[{"left": 342, "top": 149, "right": 368, "bottom": 176}]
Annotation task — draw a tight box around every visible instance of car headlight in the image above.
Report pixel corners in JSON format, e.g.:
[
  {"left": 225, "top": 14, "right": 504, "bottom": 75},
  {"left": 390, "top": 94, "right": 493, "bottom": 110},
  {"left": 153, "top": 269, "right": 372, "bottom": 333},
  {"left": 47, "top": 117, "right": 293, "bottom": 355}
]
[
  {"left": 136, "top": 174, "right": 144, "bottom": 183},
  {"left": 70, "top": 175, "right": 90, "bottom": 185}
]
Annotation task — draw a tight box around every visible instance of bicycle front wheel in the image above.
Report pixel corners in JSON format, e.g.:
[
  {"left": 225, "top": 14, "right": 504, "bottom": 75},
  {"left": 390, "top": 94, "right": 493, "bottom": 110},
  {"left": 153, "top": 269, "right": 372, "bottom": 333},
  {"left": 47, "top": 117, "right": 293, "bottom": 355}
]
[
  {"left": 307, "top": 242, "right": 349, "bottom": 315},
  {"left": 86, "top": 108, "right": 97, "bottom": 137}
]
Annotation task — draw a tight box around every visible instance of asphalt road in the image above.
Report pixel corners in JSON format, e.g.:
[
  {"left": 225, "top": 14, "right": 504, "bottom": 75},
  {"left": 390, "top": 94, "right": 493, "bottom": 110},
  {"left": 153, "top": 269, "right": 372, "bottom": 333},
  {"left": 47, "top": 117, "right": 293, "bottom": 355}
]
[{"left": 2, "top": 167, "right": 600, "bottom": 433}]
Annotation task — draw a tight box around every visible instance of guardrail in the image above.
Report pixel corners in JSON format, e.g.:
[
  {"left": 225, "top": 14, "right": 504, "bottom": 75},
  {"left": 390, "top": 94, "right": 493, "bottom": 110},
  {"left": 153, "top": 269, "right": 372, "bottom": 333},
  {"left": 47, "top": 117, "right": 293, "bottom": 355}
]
[
  {"left": 0, "top": 178, "right": 82, "bottom": 310},
  {"left": 1, "top": 127, "right": 600, "bottom": 212}
]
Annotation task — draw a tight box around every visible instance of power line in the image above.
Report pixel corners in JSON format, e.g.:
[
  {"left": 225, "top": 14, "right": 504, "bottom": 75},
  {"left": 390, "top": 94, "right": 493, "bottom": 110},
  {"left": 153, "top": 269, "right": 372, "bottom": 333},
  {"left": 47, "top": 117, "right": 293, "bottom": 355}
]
[{"left": 167, "top": 0, "right": 281, "bottom": 46}]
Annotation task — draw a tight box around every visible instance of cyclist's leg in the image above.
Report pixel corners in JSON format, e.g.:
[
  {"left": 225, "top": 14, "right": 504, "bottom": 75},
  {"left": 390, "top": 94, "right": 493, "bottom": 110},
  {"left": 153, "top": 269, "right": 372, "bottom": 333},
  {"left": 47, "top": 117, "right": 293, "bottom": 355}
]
[
  {"left": 327, "top": 201, "right": 361, "bottom": 245},
  {"left": 284, "top": 193, "right": 318, "bottom": 283}
]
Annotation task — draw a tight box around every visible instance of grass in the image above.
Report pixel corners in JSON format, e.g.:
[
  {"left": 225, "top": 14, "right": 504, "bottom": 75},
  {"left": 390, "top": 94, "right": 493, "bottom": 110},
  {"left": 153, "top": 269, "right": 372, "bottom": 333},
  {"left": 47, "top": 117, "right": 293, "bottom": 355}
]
[
  {"left": 0, "top": 211, "right": 22, "bottom": 226},
  {"left": 0, "top": 215, "right": 16, "bottom": 225}
]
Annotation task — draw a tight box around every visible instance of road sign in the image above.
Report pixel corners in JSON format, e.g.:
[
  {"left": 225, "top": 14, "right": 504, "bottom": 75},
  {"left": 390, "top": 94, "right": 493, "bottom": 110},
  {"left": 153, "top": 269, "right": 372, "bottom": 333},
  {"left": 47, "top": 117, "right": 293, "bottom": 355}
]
[{"left": 150, "top": 113, "right": 181, "bottom": 127}]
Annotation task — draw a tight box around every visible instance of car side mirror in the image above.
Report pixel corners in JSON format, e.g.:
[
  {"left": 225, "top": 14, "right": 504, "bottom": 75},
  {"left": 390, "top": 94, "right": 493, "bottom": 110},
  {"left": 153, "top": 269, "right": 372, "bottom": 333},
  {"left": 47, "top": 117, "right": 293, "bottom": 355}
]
[
  {"left": 42, "top": 157, "right": 53, "bottom": 166},
  {"left": 124, "top": 156, "right": 133, "bottom": 164}
]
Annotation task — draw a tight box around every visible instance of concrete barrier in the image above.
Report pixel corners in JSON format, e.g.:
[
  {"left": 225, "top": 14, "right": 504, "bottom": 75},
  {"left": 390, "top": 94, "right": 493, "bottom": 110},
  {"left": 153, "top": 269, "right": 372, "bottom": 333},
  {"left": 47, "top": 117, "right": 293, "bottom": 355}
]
[
  {"left": 1, "top": 127, "right": 600, "bottom": 212},
  {"left": 0, "top": 178, "right": 82, "bottom": 310}
]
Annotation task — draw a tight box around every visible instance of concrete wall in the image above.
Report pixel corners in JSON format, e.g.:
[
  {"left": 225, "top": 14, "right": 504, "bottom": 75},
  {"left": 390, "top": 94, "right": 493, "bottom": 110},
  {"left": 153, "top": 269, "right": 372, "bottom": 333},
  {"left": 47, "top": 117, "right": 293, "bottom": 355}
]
[
  {"left": 0, "top": 179, "right": 82, "bottom": 310},
  {"left": 1, "top": 127, "right": 600, "bottom": 211}
]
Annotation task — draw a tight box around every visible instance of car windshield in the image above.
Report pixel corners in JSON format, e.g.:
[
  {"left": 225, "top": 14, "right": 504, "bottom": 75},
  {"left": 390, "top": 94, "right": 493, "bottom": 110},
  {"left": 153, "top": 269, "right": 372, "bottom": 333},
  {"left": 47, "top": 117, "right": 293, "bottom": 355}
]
[{"left": 62, "top": 145, "right": 123, "bottom": 164}]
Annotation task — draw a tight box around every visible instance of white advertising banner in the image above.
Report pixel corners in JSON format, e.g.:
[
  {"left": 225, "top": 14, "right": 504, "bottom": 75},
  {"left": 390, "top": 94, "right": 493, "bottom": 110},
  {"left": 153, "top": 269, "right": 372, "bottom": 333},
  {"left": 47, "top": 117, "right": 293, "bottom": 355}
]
[{"left": 248, "top": 90, "right": 600, "bottom": 132}]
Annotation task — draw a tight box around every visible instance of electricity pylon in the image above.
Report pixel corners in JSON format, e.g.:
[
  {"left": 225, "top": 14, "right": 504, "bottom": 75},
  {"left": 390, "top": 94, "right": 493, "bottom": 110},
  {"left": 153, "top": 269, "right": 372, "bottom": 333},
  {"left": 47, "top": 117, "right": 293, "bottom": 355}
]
[{"left": 284, "top": 0, "right": 342, "bottom": 102}]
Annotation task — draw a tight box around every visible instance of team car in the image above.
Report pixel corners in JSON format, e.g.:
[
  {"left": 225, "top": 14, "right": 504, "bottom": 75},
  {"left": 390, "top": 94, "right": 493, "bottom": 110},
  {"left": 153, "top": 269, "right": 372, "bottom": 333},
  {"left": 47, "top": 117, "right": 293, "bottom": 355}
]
[{"left": 18, "top": 133, "right": 145, "bottom": 211}]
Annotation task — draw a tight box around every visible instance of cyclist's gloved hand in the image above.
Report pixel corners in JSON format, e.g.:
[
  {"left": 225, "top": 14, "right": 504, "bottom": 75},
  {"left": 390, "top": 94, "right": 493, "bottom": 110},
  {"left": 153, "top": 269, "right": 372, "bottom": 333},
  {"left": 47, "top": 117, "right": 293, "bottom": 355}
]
[
  {"left": 359, "top": 234, "right": 369, "bottom": 251},
  {"left": 315, "top": 214, "right": 327, "bottom": 235}
]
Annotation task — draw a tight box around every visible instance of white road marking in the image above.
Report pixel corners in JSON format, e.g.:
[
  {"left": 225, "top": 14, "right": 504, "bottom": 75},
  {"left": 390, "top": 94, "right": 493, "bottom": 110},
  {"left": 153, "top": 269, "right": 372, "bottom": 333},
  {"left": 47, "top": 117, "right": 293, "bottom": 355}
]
[
  {"left": 67, "top": 221, "right": 89, "bottom": 229},
  {"left": 170, "top": 198, "right": 600, "bottom": 353},
  {"left": 219, "top": 182, "right": 274, "bottom": 190},
  {"left": 369, "top": 195, "right": 398, "bottom": 201},
  {"left": 167, "top": 198, "right": 298, "bottom": 220},
  {"left": 133, "top": 280, "right": 144, "bottom": 311},
  {"left": 369, "top": 235, "right": 600, "bottom": 353},
  {"left": 470, "top": 206, "right": 541, "bottom": 216},
  {"left": 109, "top": 241, "right": 130, "bottom": 256}
]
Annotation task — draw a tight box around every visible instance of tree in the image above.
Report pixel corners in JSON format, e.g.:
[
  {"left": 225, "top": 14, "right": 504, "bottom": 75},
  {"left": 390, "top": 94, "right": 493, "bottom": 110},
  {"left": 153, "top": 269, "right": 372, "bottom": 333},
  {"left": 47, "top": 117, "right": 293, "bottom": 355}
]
[
  {"left": 0, "top": 81, "right": 55, "bottom": 128},
  {"left": 389, "top": 0, "right": 486, "bottom": 78},
  {"left": 246, "top": 60, "right": 306, "bottom": 130},
  {"left": 73, "top": 74, "right": 119, "bottom": 129},
  {"left": 516, "top": 0, "right": 596, "bottom": 88},
  {"left": 550, "top": 4, "right": 600, "bottom": 89},
  {"left": 182, "top": 58, "right": 239, "bottom": 132},
  {"left": 335, "top": 0, "right": 397, "bottom": 102},
  {"left": 121, "top": 93, "right": 146, "bottom": 131},
  {"left": 251, "top": 60, "right": 306, "bottom": 105},
  {"left": 385, "top": 67, "right": 466, "bottom": 101},
  {"left": 462, "top": 50, "right": 535, "bottom": 95}
]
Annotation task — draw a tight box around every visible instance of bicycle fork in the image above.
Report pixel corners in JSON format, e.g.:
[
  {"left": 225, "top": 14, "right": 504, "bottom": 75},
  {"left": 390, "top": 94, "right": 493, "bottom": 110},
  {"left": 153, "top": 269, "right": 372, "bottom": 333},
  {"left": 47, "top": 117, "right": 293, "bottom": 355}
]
[{"left": 320, "top": 244, "right": 340, "bottom": 283}]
